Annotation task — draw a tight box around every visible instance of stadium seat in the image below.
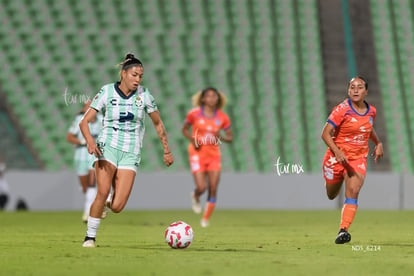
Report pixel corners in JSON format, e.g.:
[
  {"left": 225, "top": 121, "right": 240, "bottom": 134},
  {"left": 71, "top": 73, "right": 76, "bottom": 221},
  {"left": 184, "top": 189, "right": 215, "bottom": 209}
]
[
  {"left": 370, "top": 0, "right": 414, "bottom": 172},
  {"left": 0, "top": 0, "right": 330, "bottom": 172}
]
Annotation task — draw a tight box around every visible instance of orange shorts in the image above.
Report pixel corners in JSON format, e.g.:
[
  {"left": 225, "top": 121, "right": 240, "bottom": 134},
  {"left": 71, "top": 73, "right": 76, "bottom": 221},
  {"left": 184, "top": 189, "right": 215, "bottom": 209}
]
[
  {"left": 189, "top": 153, "right": 221, "bottom": 173},
  {"left": 322, "top": 152, "right": 367, "bottom": 184}
]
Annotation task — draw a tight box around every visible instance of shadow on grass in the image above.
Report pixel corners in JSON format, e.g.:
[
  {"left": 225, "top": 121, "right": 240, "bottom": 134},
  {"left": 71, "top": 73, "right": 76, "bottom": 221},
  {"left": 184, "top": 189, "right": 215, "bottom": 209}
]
[{"left": 100, "top": 244, "right": 271, "bottom": 253}]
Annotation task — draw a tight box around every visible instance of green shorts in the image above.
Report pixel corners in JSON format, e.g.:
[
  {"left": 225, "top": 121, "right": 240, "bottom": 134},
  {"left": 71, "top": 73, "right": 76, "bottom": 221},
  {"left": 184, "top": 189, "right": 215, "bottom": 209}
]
[{"left": 95, "top": 143, "right": 141, "bottom": 172}]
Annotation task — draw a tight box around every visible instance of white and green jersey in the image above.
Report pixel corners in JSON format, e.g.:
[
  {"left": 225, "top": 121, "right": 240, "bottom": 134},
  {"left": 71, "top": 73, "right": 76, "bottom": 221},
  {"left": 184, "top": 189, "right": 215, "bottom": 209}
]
[
  {"left": 68, "top": 113, "right": 102, "bottom": 163},
  {"left": 90, "top": 82, "right": 158, "bottom": 154},
  {"left": 68, "top": 113, "right": 102, "bottom": 143}
]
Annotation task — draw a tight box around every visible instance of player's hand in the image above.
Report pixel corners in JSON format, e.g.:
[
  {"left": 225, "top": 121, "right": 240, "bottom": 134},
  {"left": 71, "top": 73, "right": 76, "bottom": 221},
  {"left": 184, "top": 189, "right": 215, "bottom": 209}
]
[
  {"left": 164, "top": 152, "right": 174, "bottom": 167},
  {"left": 87, "top": 142, "right": 102, "bottom": 157},
  {"left": 192, "top": 140, "right": 201, "bottom": 151},
  {"left": 372, "top": 142, "right": 384, "bottom": 163},
  {"left": 334, "top": 150, "right": 348, "bottom": 164}
]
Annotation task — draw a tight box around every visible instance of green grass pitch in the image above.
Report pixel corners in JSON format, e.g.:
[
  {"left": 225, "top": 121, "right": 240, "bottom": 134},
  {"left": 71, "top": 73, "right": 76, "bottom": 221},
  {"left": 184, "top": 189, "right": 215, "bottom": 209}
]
[{"left": 1, "top": 210, "right": 414, "bottom": 275}]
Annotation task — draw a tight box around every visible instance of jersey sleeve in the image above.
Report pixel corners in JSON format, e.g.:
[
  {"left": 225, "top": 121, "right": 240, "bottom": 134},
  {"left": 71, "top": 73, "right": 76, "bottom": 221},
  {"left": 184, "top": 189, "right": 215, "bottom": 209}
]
[
  {"left": 327, "top": 104, "right": 346, "bottom": 128},
  {"left": 90, "top": 86, "right": 107, "bottom": 112},
  {"left": 185, "top": 109, "right": 195, "bottom": 125},
  {"left": 68, "top": 115, "right": 81, "bottom": 135},
  {"left": 371, "top": 105, "right": 377, "bottom": 121},
  {"left": 221, "top": 112, "right": 231, "bottom": 130},
  {"left": 144, "top": 91, "right": 158, "bottom": 114}
]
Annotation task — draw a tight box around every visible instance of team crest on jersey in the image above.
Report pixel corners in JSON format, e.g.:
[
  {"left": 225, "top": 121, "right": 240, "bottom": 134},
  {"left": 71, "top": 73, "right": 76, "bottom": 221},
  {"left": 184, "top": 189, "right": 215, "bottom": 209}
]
[
  {"left": 215, "top": 119, "right": 221, "bottom": 125},
  {"left": 135, "top": 96, "right": 143, "bottom": 108},
  {"left": 369, "top": 116, "right": 373, "bottom": 125}
]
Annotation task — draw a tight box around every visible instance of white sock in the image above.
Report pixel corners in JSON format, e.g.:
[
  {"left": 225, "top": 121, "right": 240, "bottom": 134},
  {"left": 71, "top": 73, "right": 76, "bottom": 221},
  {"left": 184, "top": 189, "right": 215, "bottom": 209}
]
[
  {"left": 84, "top": 187, "right": 97, "bottom": 215},
  {"left": 86, "top": 216, "right": 101, "bottom": 238}
]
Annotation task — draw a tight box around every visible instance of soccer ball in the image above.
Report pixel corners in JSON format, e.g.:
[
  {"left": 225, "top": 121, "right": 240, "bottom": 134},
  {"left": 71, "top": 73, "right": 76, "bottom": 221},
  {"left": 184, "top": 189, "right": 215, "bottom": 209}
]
[{"left": 165, "top": 221, "right": 194, "bottom": 249}]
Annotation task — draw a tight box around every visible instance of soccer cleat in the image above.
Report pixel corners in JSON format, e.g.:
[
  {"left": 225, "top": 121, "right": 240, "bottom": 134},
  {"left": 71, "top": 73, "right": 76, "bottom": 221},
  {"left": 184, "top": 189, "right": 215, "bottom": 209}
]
[
  {"left": 191, "top": 192, "right": 202, "bottom": 214},
  {"left": 101, "top": 193, "right": 112, "bottom": 219},
  {"left": 82, "top": 213, "right": 88, "bottom": 223},
  {"left": 200, "top": 219, "right": 209, "bottom": 228},
  {"left": 101, "top": 206, "right": 109, "bottom": 219},
  {"left": 82, "top": 237, "right": 96, "bottom": 248},
  {"left": 335, "top": 228, "right": 351, "bottom": 244}
]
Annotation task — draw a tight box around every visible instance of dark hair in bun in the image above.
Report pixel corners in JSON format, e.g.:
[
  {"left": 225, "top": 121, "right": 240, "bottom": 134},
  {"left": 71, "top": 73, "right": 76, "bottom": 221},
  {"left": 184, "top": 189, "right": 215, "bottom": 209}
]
[{"left": 120, "top": 53, "right": 143, "bottom": 70}]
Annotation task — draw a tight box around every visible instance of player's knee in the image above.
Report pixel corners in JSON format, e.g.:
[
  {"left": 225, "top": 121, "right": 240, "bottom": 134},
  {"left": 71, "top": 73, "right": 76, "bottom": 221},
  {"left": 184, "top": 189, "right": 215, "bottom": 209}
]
[
  {"left": 96, "top": 190, "right": 109, "bottom": 202},
  {"left": 327, "top": 193, "right": 337, "bottom": 200},
  {"left": 111, "top": 202, "right": 125, "bottom": 213},
  {"left": 197, "top": 186, "right": 207, "bottom": 194}
]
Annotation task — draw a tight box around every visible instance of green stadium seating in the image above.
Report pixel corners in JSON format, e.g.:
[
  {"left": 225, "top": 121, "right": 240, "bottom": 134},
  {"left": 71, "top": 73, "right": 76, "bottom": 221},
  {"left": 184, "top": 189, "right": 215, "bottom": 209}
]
[
  {"left": 0, "top": 0, "right": 327, "bottom": 172},
  {"left": 370, "top": 0, "right": 414, "bottom": 173}
]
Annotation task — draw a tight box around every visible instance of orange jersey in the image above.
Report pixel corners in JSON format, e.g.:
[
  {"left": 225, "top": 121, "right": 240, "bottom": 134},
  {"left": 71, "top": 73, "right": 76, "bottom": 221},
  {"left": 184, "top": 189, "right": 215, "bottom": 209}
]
[
  {"left": 326, "top": 98, "right": 376, "bottom": 160},
  {"left": 185, "top": 107, "right": 231, "bottom": 157}
]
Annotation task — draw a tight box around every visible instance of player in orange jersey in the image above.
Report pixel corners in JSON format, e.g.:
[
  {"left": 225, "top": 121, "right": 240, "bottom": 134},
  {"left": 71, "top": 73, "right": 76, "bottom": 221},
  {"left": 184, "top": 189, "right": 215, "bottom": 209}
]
[
  {"left": 321, "top": 76, "right": 384, "bottom": 244},
  {"left": 182, "top": 87, "right": 233, "bottom": 227}
]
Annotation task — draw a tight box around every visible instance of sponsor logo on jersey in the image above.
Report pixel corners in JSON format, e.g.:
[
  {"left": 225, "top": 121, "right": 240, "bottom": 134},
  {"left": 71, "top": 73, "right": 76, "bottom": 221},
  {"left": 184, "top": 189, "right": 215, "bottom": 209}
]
[{"left": 119, "top": 111, "right": 135, "bottom": 122}]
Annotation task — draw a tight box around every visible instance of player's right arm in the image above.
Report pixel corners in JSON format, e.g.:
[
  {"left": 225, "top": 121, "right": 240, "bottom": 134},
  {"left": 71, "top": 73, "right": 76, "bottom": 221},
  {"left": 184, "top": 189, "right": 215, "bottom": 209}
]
[
  {"left": 79, "top": 108, "right": 102, "bottom": 157},
  {"left": 66, "top": 132, "right": 85, "bottom": 146},
  {"left": 182, "top": 110, "right": 200, "bottom": 150},
  {"left": 182, "top": 122, "right": 200, "bottom": 150},
  {"left": 370, "top": 127, "right": 384, "bottom": 162},
  {"left": 321, "top": 122, "right": 348, "bottom": 164},
  {"left": 67, "top": 116, "right": 85, "bottom": 146}
]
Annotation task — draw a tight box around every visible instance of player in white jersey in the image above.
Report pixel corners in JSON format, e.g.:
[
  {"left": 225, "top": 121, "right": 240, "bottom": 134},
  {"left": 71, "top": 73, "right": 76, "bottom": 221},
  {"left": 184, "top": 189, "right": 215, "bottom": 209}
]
[
  {"left": 67, "top": 100, "right": 102, "bottom": 222},
  {"left": 0, "top": 157, "right": 9, "bottom": 210},
  {"left": 79, "top": 53, "right": 174, "bottom": 247}
]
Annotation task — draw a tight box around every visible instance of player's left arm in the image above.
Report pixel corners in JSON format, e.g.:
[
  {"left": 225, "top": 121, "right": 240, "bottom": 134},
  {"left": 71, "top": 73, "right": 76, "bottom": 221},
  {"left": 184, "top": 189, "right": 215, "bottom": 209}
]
[
  {"left": 149, "top": 110, "right": 174, "bottom": 166},
  {"left": 218, "top": 128, "right": 233, "bottom": 143},
  {"left": 370, "top": 127, "right": 384, "bottom": 162},
  {"left": 217, "top": 113, "right": 233, "bottom": 143}
]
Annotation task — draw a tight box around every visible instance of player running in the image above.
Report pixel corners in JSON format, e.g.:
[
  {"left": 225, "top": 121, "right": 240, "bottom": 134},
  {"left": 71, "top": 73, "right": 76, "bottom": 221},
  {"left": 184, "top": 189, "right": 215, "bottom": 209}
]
[
  {"left": 182, "top": 87, "right": 233, "bottom": 227},
  {"left": 321, "top": 76, "right": 384, "bottom": 244},
  {"left": 66, "top": 100, "right": 101, "bottom": 223},
  {"left": 79, "top": 53, "right": 174, "bottom": 247}
]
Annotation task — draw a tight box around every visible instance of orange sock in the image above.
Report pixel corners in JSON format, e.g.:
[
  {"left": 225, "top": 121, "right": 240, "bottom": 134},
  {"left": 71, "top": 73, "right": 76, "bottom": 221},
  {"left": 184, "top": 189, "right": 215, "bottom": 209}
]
[
  {"left": 202, "top": 199, "right": 216, "bottom": 221},
  {"left": 340, "top": 198, "right": 358, "bottom": 230}
]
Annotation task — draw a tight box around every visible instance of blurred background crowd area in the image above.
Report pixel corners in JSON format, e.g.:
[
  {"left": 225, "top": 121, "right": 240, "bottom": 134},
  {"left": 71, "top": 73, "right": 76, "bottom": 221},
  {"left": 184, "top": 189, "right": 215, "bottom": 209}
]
[{"left": 0, "top": 0, "right": 412, "bottom": 173}]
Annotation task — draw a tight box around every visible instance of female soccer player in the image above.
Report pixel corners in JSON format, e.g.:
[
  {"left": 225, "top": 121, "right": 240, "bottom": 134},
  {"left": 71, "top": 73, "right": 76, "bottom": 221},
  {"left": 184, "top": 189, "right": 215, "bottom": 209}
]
[
  {"left": 321, "top": 76, "right": 384, "bottom": 244},
  {"left": 66, "top": 100, "right": 101, "bottom": 222},
  {"left": 182, "top": 87, "right": 233, "bottom": 227},
  {"left": 79, "top": 53, "right": 174, "bottom": 247},
  {"left": 0, "top": 156, "right": 9, "bottom": 210}
]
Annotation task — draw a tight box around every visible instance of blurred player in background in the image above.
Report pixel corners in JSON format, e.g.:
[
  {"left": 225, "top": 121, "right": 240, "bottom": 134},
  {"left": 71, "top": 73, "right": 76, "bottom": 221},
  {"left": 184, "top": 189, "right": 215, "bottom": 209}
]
[
  {"left": 79, "top": 53, "right": 174, "bottom": 247},
  {"left": 321, "top": 76, "right": 383, "bottom": 244},
  {"left": 0, "top": 156, "right": 9, "bottom": 210},
  {"left": 182, "top": 87, "right": 233, "bottom": 227},
  {"left": 66, "top": 100, "right": 102, "bottom": 223}
]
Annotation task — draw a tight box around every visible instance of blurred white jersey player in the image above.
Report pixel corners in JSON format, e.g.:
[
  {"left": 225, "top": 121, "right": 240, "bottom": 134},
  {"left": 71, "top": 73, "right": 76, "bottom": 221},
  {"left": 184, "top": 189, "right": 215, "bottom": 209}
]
[
  {"left": 67, "top": 100, "right": 102, "bottom": 222},
  {"left": 0, "top": 157, "right": 9, "bottom": 210}
]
